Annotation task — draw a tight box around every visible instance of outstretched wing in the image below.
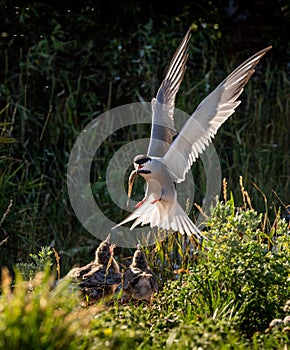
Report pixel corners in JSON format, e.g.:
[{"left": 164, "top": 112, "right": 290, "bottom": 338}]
[
  {"left": 147, "top": 27, "right": 191, "bottom": 157},
  {"left": 163, "top": 46, "right": 272, "bottom": 182}
]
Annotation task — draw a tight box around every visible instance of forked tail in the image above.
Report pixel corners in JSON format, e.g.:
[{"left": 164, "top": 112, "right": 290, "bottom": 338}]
[{"left": 112, "top": 199, "right": 205, "bottom": 241}]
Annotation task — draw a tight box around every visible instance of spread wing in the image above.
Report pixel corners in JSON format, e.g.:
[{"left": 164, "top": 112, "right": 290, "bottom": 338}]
[
  {"left": 147, "top": 27, "right": 191, "bottom": 157},
  {"left": 163, "top": 46, "right": 272, "bottom": 182}
]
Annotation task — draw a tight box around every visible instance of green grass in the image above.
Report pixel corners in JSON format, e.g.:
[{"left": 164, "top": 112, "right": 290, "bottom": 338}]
[
  {"left": 0, "top": 268, "right": 85, "bottom": 350},
  {"left": 0, "top": 5, "right": 289, "bottom": 348},
  {"left": 1, "top": 15, "right": 288, "bottom": 269},
  {"left": 1, "top": 191, "right": 289, "bottom": 349}
]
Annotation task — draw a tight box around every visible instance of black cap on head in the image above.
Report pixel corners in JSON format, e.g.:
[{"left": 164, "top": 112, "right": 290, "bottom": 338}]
[{"left": 134, "top": 155, "right": 151, "bottom": 165}]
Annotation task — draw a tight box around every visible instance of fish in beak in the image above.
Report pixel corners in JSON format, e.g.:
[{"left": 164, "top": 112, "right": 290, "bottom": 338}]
[{"left": 126, "top": 169, "right": 138, "bottom": 206}]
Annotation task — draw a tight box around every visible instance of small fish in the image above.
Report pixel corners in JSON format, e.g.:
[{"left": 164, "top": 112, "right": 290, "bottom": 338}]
[{"left": 126, "top": 169, "right": 138, "bottom": 207}]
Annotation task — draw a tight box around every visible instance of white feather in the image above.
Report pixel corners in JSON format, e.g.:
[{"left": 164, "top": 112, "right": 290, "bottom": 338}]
[{"left": 163, "top": 46, "right": 272, "bottom": 182}]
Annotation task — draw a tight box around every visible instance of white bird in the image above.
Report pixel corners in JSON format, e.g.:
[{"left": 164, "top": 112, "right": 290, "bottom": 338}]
[{"left": 113, "top": 27, "right": 272, "bottom": 240}]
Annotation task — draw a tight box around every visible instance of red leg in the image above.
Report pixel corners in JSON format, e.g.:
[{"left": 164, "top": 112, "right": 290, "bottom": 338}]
[
  {"left": 150, "top": 198, "right": 161, "bottom": 204},
  {"left": 135, "top": 198, "right": 146, "bottom": 208}
]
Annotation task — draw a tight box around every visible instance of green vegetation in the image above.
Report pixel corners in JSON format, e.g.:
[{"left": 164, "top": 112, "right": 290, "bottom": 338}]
[
  {"left": 1, "top": 191, "right": 289, "bottom": 349},
  {"left": 0, "top": 3, "right": 289, "bottom": 270},
  {"left": 0, "top": 3, "right": 289, "bottom": 348}
]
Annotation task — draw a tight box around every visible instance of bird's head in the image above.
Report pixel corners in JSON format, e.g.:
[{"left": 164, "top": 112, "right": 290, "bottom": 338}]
[
  {"left": 133, "top": 155, "right": 152, "bottom": 176},
  {"left": 131, "top": 244, "right": 148, "bottom": 269},
  {"left": 95, "top": 236, "right": 112, "bottom": 264},
  {"left": 126, "top": 155, "right": 154, "bottom": 203}
]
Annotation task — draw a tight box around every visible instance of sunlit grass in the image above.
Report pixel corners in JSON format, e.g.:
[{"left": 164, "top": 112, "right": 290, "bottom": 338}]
[
  {"left": 1, "top": 186, "right": 289, "bottom": 349},
  {"left": 0, "top": 6, "right": 288, "bottom": 349}
]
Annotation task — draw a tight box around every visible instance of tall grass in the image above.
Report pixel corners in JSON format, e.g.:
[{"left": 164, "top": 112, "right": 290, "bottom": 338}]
[
  {"left": 1, "top": 186, "right": 289, "bottom": 349},
  {"left": 0, "top": 8, "right": 289, "bottom": 272}
]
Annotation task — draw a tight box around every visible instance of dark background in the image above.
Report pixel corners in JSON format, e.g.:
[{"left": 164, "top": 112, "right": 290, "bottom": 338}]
[{"left": 0, "top": 0, "right": 289, "bottom": 271}]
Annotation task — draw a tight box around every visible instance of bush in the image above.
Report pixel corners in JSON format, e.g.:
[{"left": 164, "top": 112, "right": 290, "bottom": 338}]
[
  {"left": 0, "top": 191, "right": 289, "bottom": 349},
  {"left": 203, "top": 197, "right": 290, "bottom": 334}
]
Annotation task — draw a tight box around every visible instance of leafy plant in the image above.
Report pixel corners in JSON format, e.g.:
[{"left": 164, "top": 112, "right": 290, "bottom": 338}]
[
  {"left": 16, "top": 246, "right": 54, "bottom": 280},
  {"left": 1, "top": 187, "right": 289, "bottom": 349},
  {"left": 0, "top": 10, "right": 289, "bottom": 350}
]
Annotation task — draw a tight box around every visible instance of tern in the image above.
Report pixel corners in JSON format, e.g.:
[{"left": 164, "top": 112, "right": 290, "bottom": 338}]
[{"left": 114, "top": 27, "right": 271, "bottom": 240}]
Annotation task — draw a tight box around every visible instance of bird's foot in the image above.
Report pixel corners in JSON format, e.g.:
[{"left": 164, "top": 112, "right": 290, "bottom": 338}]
[{"left": 135, "top": 199, "right": 146, "bottom": 208}]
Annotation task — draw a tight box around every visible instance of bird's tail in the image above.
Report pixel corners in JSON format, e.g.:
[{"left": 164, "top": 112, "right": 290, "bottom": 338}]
[
  {"left": 153, "top": 200, "right": 205, "bottom": 241},
  {"left": 112, "top": 199, "right": 205, "bottom": 241}
]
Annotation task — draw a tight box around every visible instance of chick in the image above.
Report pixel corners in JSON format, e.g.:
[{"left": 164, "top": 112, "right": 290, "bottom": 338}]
[
  {"left": 122, "top": 244, "right": 158, "bottom": 305},
  {"left": 64, "top": 234, "right": 121, "bottom": 303}
]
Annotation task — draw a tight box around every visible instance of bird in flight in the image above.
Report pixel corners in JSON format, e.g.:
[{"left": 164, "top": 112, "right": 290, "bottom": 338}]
[{"left": 114, "top": 26, "right": 271, "bottom": 240}]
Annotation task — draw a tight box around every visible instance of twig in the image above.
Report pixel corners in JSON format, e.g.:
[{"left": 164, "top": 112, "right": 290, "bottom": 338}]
[
  {"left": 40, "top": 105, "right": 52, "bottom": 142},
  {"left": 0, "top": 236, "right": 9, "bottom": 247},
  {"left": 271, "top": 190, "right": 289, "bottom": 212},
  {"left": 0, "top": 199, "right": 13, "bottom": 227},
  {"left": 252, "top": 182, "right": 268, "bottom": 232}
]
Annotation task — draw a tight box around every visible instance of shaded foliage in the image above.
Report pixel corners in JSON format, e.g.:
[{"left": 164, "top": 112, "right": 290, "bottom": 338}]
[
  {"left": 0, "top": 195, "right": 289, "bottom": 349},
  {"left": 0, "top": 1, "right": 289, "bottom": 271}
]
